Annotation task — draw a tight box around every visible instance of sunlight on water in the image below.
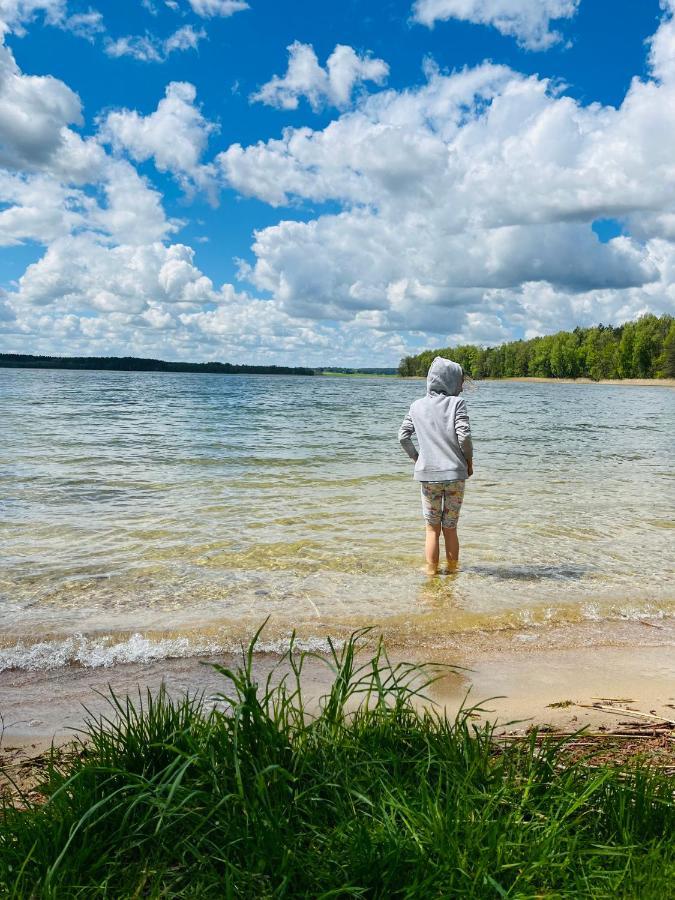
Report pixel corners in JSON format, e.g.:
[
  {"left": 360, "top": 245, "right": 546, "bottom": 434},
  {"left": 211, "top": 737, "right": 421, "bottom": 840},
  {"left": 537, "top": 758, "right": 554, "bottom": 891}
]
[{"left": 0, "top": 369, "right": 673, "bottom": 669}]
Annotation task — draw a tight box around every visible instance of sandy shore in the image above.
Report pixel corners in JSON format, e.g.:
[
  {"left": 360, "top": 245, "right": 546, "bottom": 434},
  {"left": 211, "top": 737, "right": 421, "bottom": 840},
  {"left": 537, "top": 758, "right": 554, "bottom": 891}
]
[
  {"left": 490, "top": 377, "right": 675, "bottom": 387},
  {"left": 401, "top": 376, "right": 675, "bottom": 387},
  {"left": 2, "top": 621, "right": 673, "bottom": 802},
  {"left": 1, "top": 618, "right": 673, "bottom": 744}
]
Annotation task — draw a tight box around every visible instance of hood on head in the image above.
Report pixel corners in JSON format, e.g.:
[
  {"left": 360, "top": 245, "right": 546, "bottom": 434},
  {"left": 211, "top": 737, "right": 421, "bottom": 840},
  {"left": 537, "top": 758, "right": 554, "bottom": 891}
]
[{"left": 426, "top": 357, "right": 463, "bottom": 396}]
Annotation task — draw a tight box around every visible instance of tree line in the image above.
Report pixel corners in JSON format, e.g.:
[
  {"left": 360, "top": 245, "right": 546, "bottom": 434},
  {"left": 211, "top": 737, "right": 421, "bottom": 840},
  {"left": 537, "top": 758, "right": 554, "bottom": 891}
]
[
  {"left": 316, "top": 367, "right": 398, "bottom": 375},
  {"left": 398, "top": 314, "right": 675, "bottom": 380},
  {"left": 0, "top": 354, "right": 315, "bottom": 376}
]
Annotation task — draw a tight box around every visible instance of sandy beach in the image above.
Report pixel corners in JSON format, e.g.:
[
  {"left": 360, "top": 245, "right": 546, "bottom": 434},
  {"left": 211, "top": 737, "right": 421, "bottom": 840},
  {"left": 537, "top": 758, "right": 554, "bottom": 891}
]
[
  {"left": 3, "top": 614, "right": 674, "bottom": 894},
  {"left": 3, "top": 641, "right": 674, "bottom": 805},
  {"left": 3, "top": 617, "right": 673, "bottom": 770},
  {"left": 490, "top": 377, "right": 675, "bottom": 387}
]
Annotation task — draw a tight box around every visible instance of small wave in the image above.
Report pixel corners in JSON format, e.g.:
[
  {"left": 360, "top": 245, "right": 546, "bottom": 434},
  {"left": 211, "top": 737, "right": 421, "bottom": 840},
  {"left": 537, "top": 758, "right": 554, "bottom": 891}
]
[
  {"left": 2, "top": 603, "right": 673, "bottom": 673},
  {"left": 0, "top": 631, "right": 343, "bottom": 673}
]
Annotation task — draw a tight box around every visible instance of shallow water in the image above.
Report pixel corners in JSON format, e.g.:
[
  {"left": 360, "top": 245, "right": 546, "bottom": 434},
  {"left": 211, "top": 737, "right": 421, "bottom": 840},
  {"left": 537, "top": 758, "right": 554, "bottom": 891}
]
[{"left": 1, "top": 369, "right": 673, "bottom": 670}]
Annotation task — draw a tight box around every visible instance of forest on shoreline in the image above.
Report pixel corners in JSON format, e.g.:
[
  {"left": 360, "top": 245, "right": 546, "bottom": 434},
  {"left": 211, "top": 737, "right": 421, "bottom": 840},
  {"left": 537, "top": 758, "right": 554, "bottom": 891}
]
[
  {"left": 398, "top": 313, "right": 675, "bottom": 380},
  {"left": 0, "top": 354, "right": 315, "bottom": 376}
]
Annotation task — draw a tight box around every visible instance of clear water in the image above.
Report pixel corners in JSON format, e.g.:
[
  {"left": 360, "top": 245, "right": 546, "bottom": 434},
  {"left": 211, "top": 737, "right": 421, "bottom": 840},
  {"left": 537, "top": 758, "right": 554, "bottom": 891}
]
[{"left": 1, "top": 368, "right": 673, "bottom": 670}]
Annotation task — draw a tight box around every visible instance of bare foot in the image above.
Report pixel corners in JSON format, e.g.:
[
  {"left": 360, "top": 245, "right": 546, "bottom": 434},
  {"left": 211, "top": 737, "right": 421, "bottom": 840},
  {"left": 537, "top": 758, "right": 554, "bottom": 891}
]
[
  {"left": 425, "top": 564, "right": 438, "bottom": 576},
  {"left": 445, "top": 559, "right": 459, "bottom": 574}
]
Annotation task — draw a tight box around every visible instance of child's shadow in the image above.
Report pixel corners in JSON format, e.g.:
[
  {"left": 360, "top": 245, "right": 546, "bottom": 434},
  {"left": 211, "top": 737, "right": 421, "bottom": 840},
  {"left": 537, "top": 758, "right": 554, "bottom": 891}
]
[{"left": 462, "top": 564, "right": 587, "bottom": 582}]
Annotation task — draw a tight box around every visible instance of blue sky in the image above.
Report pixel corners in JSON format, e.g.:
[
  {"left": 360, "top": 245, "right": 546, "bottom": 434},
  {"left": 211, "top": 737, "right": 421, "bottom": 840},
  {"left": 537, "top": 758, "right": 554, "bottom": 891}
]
[{"left": 1, "top": 0, "right": 674, "bottom": 365}]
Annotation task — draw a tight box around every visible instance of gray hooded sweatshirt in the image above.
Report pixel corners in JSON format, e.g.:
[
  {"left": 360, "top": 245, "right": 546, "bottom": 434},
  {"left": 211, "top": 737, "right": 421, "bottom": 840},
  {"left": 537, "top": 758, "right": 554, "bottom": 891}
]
[{"left": 398, "top": 357, "right": 473, "bottom": 482}]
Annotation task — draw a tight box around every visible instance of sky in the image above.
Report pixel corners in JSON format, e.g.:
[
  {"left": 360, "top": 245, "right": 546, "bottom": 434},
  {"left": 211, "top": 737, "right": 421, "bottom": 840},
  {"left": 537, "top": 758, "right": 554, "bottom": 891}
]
[{"left": 1, "top": 0, "right": 675, "bottom": 366}]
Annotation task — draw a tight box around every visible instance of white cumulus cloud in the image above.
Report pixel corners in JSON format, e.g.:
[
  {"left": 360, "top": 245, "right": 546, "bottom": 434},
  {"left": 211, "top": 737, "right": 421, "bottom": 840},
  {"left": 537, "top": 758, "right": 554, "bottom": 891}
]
[
  {"left": 251, "top": 41, "right": 389, "bottom": 111},
  {"left": 98, "top": 81, "right": 218, "bottom": 199},
  {"left": 4, "top": 1, "right": 675, "bottom": 365},
  {"left": 0, "top": 40, "right": 82, "bottom": 170},
  {"left": 219, "top": 6, "right": 675, "bottom": 345},
  {"left": 14, "top": 236, "right": 216, "bottom": 309},
  {"left": 0, "top": 36, "right": 177, "bottom": 247},
  {"left": 0, "top": 27, "right": 367, "bottom": 365},
  {"left": 412, "top": 0, "right": 580, "bottom": 50},
  {"left": 649, "top": 0, "right": 675, "bottom": 82}
]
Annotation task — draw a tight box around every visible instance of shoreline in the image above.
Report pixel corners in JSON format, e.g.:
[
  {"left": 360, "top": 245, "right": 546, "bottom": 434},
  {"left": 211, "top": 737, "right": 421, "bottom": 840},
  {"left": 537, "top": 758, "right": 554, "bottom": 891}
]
[
  {"left": 398, "top": 375, "right": 675, "bottom": 386},
  {"left": 2, "top": 617, "right": 673, "bottom": 745},
  {"left": 3, "top": 618, "right": 674, "bottom": 808},
  {"left": 484, "top": 376, "right": 675, "bottom": 387},
  {"left": 3, "top": 638, "right": 674, "bottom": 804}
]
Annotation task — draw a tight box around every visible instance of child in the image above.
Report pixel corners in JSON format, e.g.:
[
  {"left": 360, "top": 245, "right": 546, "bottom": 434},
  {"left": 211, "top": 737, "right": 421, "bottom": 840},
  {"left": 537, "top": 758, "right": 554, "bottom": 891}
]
[{"left": 398, "top": 357, "right": 473, "bottom": 575}]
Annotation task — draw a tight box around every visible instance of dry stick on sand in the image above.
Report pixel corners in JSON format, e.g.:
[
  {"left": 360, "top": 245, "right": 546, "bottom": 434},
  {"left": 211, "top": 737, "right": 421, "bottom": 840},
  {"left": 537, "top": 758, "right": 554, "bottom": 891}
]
[
  {"left": 590, "top": 697, "right": 635, "bottom": 703},
  {"left": 577, "top": 704, "right": 675, "bottom": 726}
]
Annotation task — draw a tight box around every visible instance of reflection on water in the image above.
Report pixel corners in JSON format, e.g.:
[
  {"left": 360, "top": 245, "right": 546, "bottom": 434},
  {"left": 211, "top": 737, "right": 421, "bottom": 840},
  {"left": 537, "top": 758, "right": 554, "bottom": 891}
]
[{"left": 0, "top": 369, "right": 674, "bottom": 669}]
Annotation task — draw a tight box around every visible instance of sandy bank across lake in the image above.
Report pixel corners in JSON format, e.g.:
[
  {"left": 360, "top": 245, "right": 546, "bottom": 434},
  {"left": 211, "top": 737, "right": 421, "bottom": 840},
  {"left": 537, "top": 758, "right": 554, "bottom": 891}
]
[{"left": 489, "top": 377, "right": 675, "bottom": 387}]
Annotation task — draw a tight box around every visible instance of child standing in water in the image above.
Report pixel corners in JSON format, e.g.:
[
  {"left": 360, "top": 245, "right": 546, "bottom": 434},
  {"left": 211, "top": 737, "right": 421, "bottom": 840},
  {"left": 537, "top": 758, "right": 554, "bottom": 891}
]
[{"left": 398, "top": 357, "right": 473, "bottom": 575}]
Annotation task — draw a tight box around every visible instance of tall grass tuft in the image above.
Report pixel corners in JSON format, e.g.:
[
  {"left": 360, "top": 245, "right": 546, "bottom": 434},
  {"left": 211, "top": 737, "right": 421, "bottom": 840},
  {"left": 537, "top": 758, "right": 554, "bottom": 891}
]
[{"left": 1, "top": 625, "right": 674, "bottom": 897}]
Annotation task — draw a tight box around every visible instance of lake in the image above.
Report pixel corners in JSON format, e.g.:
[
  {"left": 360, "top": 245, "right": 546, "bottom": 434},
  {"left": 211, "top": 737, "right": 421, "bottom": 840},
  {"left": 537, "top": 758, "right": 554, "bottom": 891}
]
[{"left": 1, "top": 368, "right": 673, "bottom": 671}]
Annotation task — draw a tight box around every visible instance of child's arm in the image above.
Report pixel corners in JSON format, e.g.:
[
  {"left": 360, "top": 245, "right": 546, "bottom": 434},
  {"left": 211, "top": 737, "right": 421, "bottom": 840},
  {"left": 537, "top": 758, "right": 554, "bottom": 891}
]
[
  {"left": 398, "top": 410, "right": 419, "bottom": 462},
  {"left": 454, "top": 398, "right": 473, "bottom": 474}
]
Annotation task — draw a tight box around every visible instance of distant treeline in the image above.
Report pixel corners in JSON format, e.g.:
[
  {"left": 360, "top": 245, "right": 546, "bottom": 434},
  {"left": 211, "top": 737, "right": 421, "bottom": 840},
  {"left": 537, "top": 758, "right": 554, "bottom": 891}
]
[
  {"left": 399, "top": 314, "right": 675, "bottom": 380},
  {"left": 316, "top": 367, "right": 398, "bottom": 375},
  {"left": 0, "top": 354, "right": 315, "bottom": 376}
]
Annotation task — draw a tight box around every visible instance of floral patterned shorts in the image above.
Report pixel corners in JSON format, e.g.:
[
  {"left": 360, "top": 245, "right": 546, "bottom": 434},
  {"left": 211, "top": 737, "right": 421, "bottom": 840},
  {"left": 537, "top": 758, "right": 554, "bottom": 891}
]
[{"left": 420, "top": 480, "right": 465, "bottom": 528}]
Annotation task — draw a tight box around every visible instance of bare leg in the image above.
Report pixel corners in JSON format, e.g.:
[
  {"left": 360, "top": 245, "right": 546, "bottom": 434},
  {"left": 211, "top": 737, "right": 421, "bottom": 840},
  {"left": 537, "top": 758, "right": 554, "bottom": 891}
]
[
  {"left": 425, "top": 523, "right": 441, "bottom": 575},
  {"left": 442, "top": 526, "right": 459, "bottom": 570}
]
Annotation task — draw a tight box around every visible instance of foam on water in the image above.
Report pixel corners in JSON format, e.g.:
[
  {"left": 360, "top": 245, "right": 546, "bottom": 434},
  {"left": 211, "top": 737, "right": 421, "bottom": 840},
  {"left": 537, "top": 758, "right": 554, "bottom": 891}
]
[
  {"left": 0, "top": 631, "right": 343, "bottom": 672},
  {"left": 1, "top": 598, "right": 672, "bottom": 672}
]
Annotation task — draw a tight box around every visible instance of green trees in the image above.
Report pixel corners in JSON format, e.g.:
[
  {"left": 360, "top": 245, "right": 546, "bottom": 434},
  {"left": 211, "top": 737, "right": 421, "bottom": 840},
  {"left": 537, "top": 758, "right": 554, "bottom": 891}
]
[
  {"left": 0, "top": 354, "right": 316, "bottom": 376},
  {"left": 550, "top": 331, "right": 582, "bottom": 378},
  {"left": 399, "top": 314, "right": 674, "bottom": 379},
  {"left": 663, "top": 321, "right": 675, "bottom": 377}
]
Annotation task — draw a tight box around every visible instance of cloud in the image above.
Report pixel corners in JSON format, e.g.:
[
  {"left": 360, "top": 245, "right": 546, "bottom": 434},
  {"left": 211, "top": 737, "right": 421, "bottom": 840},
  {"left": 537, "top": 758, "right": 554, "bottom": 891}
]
[
  {"left": 62, "top": 8, "right": 103, "bottom": 40},
  {"left": 0, "top": 2, "right": 104, "bottom": 41},
  {"left": 13, "top": 236, "right": 217, "bottom": 309},
  {"left": 4, "top": 1, "right": 675, "bottom": 366},
  {"left": 3, "top": 232, "right": 390, "bottom": 365},
  {"left": 251, "top": 41, "right": 389, "bottom": 111},
  {"left": 0, "top": 0, "right": 64, "bottom": 35},
  {"left": 0, "top": 171, "right": 87, "bottom": 244},
  {"left": 186, "top": 0, "right": 248, "bottom": 17},
  {"left": 0, "top": 34, "right": 176, "bottom": 246},
  {"left": 649, "top": 0, "right": 675, "bottom": 82},
  {"left": 411, "top": 0, "right": 580, "bottom": 51},
  {"left": 225, "top": 62, "right": 513, "bottom": 205},
  {"left": 91, "top": 158, "right": 177, "bottom": 244},
  {"left": 219, "top": 7, "right": 675, "bottom": 345},
  {"left": 0, "top": 155, "right": 175, "bottom": 248},
  {"left": 98, "top": 81, "right": 218, "bottom": 199},
  {"left": 104, "top": 24, "right": 206, "bottom": 63},
  {"left": 0, "top": 23, "right": 371, "bottom": 365},
  {"left": 0, "top": 40, "right": 82, "bottom": 170}
]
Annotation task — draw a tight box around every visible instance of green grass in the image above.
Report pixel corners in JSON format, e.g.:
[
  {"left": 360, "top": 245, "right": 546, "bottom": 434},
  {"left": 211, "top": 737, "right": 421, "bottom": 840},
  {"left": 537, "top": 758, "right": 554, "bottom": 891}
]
[{"left": 1, "top": 626, "right": 674, "bottom": 898}]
